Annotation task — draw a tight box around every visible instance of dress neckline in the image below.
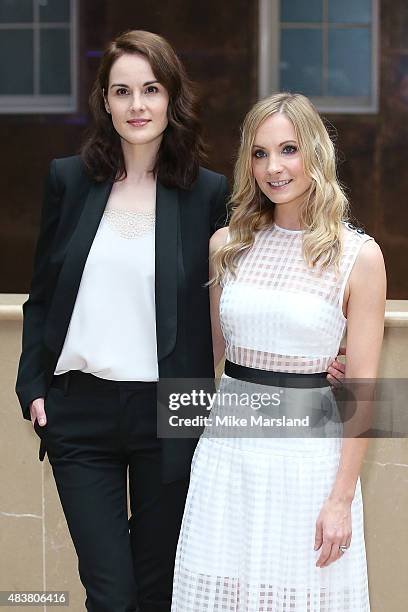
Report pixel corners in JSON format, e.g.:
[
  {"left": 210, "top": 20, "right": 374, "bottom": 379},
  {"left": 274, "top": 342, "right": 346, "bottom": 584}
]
[{"left": 273, "top": 223, "right": 304, "bottom": 234}]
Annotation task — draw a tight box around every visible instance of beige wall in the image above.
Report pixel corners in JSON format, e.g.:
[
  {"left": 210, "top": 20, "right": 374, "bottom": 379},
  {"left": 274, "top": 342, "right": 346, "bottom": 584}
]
[
  {"left": 1, "top": 296, "right": 407, "bottom": 611},
  {"left": 0, "top": 297, "right": 85, "bottom": 610}
]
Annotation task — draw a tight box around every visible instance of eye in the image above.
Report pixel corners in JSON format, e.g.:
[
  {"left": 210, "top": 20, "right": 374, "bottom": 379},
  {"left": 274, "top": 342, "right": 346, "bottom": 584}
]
[
  {"left": 145, "top": 85, "right": 159, "bottom": 94},
  {"left": 116, "top": 88, "right": 129, "bottom": 96},
  {"left": 253, "top": 149, "right": 267, "bottom": 159},
  {"left": 282, "top": 144, "right": 298, "bottom": 154}
]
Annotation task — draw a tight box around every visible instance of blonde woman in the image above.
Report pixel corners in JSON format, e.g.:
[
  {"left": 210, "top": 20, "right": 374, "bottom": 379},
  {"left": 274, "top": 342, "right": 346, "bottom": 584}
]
[{"left": 172, "top": 93, "right": 386, "bottom": 611}]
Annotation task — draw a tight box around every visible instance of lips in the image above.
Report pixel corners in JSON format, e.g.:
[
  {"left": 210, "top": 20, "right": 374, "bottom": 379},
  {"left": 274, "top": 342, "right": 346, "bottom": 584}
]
[
  {"left": 127, "top": 119, "right": 150, "bottom": 127},
  {"left": 267, "top": 179, "right": 293, "bottom": 189}
]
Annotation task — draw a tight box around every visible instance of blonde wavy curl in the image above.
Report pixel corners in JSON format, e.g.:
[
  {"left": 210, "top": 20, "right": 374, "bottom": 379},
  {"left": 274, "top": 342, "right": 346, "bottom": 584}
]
[{"left": 211, "top": 92, "right": 350, "bottom": 286}]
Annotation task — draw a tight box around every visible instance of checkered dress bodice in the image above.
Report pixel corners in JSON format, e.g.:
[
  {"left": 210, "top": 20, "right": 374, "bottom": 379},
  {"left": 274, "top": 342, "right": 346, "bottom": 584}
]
[{"left": 220, "top": 222, "right": 373, "bottom": 374}]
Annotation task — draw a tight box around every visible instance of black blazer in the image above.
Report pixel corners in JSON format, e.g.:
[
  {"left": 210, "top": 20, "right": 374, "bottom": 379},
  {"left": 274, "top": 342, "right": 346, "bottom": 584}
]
[{"left": 16, "top": 155, "right": 229, "bottom": 482}]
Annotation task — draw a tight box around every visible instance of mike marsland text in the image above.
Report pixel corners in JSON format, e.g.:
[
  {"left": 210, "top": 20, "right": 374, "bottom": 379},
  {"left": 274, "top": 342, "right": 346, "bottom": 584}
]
[{"left": 168, "top": 415, "right": 310, "bottom": 427}]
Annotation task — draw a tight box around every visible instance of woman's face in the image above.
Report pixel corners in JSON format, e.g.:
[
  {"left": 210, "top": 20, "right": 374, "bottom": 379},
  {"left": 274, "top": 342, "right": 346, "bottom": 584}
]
[
  {"left": 251, "top": 113, "right": 312, "bottom": 211},
  {"left": 104, "top": 53, "right": 169, "bottom": 149}
]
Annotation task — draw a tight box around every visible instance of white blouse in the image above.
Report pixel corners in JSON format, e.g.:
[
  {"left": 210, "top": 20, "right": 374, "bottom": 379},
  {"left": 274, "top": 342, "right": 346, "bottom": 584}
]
[{"left": 55, "top": 207, "right": 158, "bottom": 381}]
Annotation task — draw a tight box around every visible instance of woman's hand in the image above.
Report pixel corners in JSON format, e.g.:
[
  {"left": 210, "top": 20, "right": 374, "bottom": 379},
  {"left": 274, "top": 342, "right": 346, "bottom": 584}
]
[
  {"left": 327, "top": 346, "right": 346, "bottom": 386},
  {"left": 29, "top": 398, "right": 47, "bottom": 427},
  {"left": 314, "top": 497, "right": 352, "bottom": 568}
]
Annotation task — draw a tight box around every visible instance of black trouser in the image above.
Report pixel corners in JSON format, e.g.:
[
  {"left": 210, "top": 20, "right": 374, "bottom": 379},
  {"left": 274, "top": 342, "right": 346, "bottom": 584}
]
[{"left": 43, "top": 371, "right": 189, "bottom": 612}]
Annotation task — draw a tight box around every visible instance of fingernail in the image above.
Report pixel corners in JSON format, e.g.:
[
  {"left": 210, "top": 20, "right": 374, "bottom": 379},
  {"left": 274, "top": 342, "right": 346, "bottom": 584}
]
[{"left": 39, "top": 418, "right": 45, "bottom": 426}]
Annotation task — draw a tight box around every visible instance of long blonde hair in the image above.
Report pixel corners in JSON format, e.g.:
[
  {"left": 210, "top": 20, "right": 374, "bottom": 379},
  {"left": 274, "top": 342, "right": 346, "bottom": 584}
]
[{"left": 211, "top": 92, "right": 349, "bottom": 285}]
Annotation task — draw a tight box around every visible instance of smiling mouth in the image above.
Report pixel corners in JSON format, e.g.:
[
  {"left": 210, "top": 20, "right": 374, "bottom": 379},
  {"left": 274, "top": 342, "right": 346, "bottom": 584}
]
[
  {"left": 267, "top": 179, "right": 293, "bottom": 187},
  {"left": 127, "top": 119, "right": 150, "bottom": 126}
]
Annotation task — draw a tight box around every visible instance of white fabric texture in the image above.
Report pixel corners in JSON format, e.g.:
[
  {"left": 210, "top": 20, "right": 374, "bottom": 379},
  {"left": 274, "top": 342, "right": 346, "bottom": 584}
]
[
  {"left": 172, "top": 223, "right": 373, "bottom": 611},
  {"left": 55, "top": 207, "right": 158, "bottom": 381},
  {"left": 220, "top": 223, "right": 372, "bottom": 373}
]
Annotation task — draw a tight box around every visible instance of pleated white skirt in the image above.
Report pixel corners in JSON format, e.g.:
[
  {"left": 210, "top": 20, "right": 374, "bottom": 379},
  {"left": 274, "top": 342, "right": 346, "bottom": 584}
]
[{"left": 171, "top": 378, "right": 370, "bottom": 612}]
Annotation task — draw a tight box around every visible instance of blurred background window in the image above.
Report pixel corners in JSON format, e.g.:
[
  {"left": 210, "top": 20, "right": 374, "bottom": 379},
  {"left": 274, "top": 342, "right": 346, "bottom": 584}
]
[
  {"left": 259, "top": 0, "right": 379, "bottom": 113},
  {"left": 0, "top": 0, "right": 77, "bottom": 113}
]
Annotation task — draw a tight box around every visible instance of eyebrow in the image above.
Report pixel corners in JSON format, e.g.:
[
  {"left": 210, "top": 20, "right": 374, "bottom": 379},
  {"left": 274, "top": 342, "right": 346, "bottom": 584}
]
[
  {"left": 109, "top": 80, "right": 159, "bottom": 89},
  {"left": 252, "top": 140, "right": 297, "bottom": 148}
]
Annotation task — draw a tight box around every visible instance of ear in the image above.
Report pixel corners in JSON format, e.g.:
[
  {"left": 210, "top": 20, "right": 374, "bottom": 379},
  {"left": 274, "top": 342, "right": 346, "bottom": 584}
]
[{"left": 102, "top": 88, "right": 111, "bottom": 114}]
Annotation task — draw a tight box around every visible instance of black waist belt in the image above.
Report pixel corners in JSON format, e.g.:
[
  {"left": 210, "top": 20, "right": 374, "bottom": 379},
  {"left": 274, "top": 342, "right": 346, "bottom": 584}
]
[{"left": 224, "top": 360, "right": 330, "bottom": 389}]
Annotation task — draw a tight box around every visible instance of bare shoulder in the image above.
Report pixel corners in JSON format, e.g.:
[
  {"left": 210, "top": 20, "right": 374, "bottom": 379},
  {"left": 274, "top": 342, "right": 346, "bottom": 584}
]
[
  {"left": 210, "top": 227, "right": 229, "bottom": 255},
  {"left": 354, "top": 240, "right": 385, "bottom": 274},
  {"left": 350, "top": 240, "right": 386, "bottom": 292}
]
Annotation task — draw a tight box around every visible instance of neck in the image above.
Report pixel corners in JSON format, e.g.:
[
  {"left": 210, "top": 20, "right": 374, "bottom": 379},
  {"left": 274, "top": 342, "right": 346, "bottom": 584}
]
[
  {"left": 121, "top": 137, "right": 161, "bottom": 183},
  {"left": 273, "top": 203, "right": 303, "bottom": 231}
]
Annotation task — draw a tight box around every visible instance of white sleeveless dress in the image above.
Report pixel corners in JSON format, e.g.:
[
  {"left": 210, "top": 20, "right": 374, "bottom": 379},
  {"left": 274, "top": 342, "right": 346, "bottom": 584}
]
[{"left": 172, "top": 222, "right": 372, "bottom": 612}]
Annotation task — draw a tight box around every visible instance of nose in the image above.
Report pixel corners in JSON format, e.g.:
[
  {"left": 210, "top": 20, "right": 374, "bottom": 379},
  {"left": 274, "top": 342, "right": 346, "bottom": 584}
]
[
  {"left": 266, "top": 153, "right": 284, "bottom": 175},
  {"left": 129, "top": 92, "right": 145, "bottom": 112}
]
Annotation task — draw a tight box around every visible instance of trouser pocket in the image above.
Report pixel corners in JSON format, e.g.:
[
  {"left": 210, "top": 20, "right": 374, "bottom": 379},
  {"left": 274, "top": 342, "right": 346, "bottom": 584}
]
[{"left": 33, "top": 419, "right": 47, "bottom": 461}]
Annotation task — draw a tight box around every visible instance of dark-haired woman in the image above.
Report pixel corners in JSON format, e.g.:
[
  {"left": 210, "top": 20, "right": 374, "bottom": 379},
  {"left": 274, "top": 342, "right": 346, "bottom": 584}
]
[{"left": 16, "top": 30, "right": 228, "bottom": 612}]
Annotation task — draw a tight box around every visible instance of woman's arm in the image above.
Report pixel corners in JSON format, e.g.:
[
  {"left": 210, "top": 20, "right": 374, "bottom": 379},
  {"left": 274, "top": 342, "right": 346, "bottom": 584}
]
[
  {"left": 315, "top": 240, "right": 386, "bottom": 568},
  {"left": 210, "top": 175, "right": 229, "bottom": 234},
  {"left": 209, "top": 227, "right": 229, "bottom": 371},
  {"left": 15, "top": 160, "right": 63, "bottom": 420}
]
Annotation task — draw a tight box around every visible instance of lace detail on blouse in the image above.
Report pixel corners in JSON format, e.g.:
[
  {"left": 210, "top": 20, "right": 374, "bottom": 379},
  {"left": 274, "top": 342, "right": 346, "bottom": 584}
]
[
  {"left": 220, "top": 223, "right": 373, "bottom": 374},
  {"left": 103, "top": 208, "right": 155, "bottom": 239}
]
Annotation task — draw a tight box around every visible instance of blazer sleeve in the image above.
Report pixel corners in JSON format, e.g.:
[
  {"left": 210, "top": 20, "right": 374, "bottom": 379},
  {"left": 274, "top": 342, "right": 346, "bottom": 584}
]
[
  {"left": 210, "top": 174, "right": 230, "bottom": 233},
  {"left": 15, "top": 159, "right": 63, "bottom": 420}
]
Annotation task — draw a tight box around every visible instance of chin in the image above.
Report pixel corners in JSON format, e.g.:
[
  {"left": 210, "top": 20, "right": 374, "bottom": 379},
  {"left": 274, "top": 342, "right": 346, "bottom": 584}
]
[
  {"left": 123, "top": 135, "right": 155, "bottom": 146},
  {"left": 265, "top": 189, "right": 293, "bottom": 202}
]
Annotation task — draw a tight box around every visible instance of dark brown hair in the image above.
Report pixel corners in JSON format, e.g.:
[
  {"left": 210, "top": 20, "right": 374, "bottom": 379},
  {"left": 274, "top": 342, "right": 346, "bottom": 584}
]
[{"left": 81, "top": 30, "right": 205, "bottom": 188}]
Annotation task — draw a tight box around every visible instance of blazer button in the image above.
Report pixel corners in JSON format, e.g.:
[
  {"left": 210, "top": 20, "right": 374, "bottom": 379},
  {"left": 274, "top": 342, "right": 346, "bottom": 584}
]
[
  {"left": 347, "top": 223, "right": 356, "bottom": 230},
  {"left": 356, "top": 227, "right": 365, "bottom": 234}
]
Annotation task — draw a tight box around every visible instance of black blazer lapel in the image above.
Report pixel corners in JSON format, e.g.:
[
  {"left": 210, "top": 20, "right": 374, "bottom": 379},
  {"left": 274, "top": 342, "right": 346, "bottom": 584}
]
[
  {"left": 155, "top": 180, "right": 179, "bottom": 362},
  {"left": 44, "top": 179, "right": 113, "bottom": 354}
]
